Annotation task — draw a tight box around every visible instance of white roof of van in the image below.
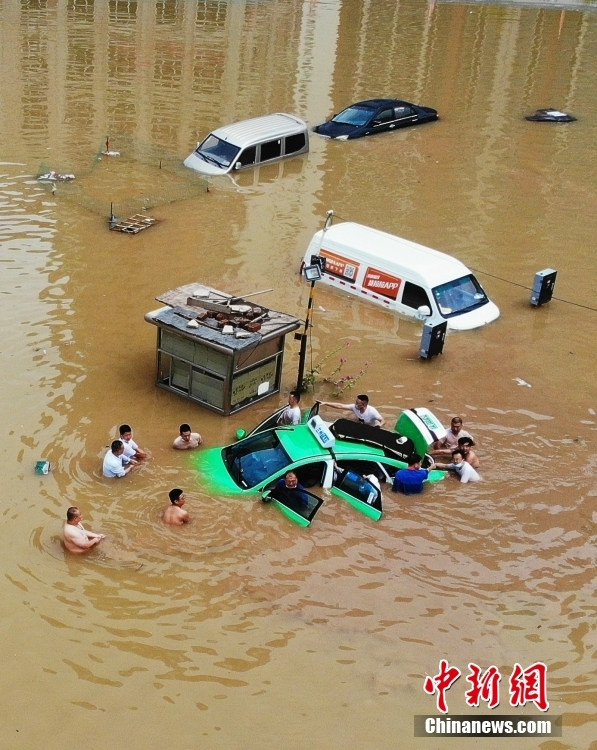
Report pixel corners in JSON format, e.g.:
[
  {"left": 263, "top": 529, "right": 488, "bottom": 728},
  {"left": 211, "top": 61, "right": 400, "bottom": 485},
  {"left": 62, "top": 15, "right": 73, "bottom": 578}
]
[
  {"left": 317, "top": 222, "right": 473, "bottom": 288},
  {"left": 209, "top": 113, "right": 307, "bottom": 147}
]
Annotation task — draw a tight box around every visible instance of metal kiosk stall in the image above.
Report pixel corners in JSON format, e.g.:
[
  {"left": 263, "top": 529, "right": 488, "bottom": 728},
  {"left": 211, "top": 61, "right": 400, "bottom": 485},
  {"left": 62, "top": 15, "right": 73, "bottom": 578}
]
[{"left": 145, "top": 284, "right": 301, "bottom": 416}]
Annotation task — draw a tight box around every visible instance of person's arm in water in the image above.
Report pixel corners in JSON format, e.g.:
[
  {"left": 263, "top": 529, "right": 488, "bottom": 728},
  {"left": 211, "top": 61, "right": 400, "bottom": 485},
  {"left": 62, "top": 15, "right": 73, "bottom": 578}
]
[
  {"left": 431, "top": 460, "right": 453, "bottom": 470},
  {"left": 85, "top": 529, "right": 106, "bottom": 540},
  {"left": 63, "top": 525, "right": 105, "bottom": 552}
]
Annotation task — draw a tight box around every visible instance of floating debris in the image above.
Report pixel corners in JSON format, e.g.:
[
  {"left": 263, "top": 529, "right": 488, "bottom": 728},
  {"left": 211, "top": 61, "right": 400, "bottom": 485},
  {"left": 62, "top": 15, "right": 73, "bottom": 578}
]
[
  {"left": 102, "top": 136, "right": 120, "bottom": 157},
  {"left": 513, "top": 377, "right": 532, "bottom": 388},
  {"left": 109, "top": 213, "right": 158, "bottom": 234},
  {"left": 35, "top": 460, "right": 51, "bottom": 475},
  {"left": 37, "top": 171, "right": 75, "bottom": 182},
  {"left": 525, "top": 109, "right": 576, "bottom": 123}
]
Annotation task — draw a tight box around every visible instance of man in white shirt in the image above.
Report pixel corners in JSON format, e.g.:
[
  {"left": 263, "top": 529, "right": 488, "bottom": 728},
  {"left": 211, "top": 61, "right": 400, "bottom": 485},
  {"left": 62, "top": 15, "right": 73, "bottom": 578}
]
[
  {"left": 434, "top": 449, "right": 480, "bottom": 483},
  {"left": 319, "top": 394, "right": 385, "bottom": 427},
  {"left": 277, "top": 390, "right": 302, "bottom": 426},
  {"left": 119, "top": 424, "right": 148, "bottom": 460},
  {"left": 103, "top": 440, "right": 137, "bottom": 478}
]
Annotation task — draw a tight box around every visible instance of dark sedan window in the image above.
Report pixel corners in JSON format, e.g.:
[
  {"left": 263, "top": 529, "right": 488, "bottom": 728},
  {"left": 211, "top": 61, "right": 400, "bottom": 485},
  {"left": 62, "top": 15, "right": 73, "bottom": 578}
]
[
  {"left": 394, "top": 106, "right": 414, "bottom": 118},
  {"left": 375, "top": 109, "right": 395, "bottom": 124}
]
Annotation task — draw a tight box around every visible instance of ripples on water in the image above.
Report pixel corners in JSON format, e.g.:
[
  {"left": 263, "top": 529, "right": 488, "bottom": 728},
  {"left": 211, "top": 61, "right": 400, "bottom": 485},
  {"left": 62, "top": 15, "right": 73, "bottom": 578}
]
[{"left": 11, "top": 389, "right": 597, "bottom": 744}]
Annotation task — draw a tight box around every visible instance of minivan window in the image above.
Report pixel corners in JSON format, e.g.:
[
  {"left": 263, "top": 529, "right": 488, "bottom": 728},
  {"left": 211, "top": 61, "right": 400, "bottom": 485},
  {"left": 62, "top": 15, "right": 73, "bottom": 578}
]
[
  {"left": 285, "top": 132, "right": 307, "bottom": 154},
  {"left": 402, "top": 282, "right": 430, "bottom": 310},
  {"left": 237, "top": 145, "right": 256, "bottom": 168},
  {"left": 196, "top": 135, "right": 239, "bottom": 168},
  {"left": 260, "top": 139, "right": 282, "bottom": 162},
  {"left": 433, "top": 275, "right": 488, "bottom": 317}
]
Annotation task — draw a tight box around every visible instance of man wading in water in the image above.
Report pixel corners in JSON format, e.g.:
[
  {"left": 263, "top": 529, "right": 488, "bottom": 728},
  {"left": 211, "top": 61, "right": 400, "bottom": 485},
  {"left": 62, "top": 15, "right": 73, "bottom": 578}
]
[{"left": 63, "top": 507, "right": 105, "bottom": 554}]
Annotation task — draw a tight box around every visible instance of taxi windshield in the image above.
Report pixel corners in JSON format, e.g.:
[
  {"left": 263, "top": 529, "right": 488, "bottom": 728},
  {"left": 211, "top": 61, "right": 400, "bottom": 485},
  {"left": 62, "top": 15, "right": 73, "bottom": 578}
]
[{"left": 223, "top": 431, "right": 291, "bottom": 488}]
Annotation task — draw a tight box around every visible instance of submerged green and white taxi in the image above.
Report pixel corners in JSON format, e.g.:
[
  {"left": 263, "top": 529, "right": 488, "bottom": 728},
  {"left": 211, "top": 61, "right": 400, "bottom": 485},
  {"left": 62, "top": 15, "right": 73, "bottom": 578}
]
[{"left": 193, "top": 406, "right": 446, "bottom": 526}]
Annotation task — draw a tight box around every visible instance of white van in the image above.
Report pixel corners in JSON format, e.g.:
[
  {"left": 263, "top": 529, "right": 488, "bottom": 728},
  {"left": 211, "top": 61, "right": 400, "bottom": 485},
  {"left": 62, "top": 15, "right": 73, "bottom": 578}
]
[
  {"left": 302, "top": 215, "right": 499, "bottom": 330},
  {"left": 184, "top": 113, "right": 309, "bottom": 176}
]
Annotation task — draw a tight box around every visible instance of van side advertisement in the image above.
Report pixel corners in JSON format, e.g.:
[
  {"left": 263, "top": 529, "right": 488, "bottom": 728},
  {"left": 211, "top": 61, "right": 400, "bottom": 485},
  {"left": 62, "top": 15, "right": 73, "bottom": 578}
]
[
  {"left": 363, "top": 267, "right": 402, "bottom": 300},
  {"left": 320, "top": 249, "right": 359, "bottom": 282}
]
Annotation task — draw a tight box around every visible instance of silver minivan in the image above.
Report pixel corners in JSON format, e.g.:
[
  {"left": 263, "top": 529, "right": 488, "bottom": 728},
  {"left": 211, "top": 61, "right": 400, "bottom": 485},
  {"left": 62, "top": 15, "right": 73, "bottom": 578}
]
[{"left": 184, "top": 113, "right": 309, "bottom": 176}]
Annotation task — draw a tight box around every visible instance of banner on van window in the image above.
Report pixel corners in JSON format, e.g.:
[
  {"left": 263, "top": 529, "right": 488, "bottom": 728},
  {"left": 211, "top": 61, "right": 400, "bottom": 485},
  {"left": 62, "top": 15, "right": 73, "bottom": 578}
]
[
  {"left": 363, "top": 267, "right": 402, "bottom": 300},
  {"left": 320, "top": 249, "right": 359, "bottom": 282}
]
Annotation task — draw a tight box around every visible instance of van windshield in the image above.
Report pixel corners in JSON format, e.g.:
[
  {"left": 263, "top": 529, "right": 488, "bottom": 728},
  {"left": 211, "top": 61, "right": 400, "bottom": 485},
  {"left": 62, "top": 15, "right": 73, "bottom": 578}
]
[
  {"left": 432, "top": 275, "right": 489, "bottom": 318},
  {"left": 196, "top": 134, "right": 240, "bottom": 169}
]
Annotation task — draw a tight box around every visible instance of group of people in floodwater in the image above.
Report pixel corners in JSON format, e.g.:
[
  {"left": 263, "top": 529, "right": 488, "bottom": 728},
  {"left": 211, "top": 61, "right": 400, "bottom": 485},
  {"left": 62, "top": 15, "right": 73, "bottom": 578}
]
[
  {"left": 63, "top": 398, "right": 481, "bottom": 553},
  {"left": 280, "top": 392, "right": 481, "bottom": 496},
  {"left": 393, "top": 416, "right": 481, "bottom": 495},
  {"left": 62, "top": 422, "right": 202, "bottom": 554}
]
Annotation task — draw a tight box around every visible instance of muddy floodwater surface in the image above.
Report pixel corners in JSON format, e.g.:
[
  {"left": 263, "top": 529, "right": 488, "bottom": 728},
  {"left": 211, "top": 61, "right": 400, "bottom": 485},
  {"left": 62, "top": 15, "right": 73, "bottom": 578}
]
[{"left": 0, "top": 1, "right": 595, "bottom": 748}]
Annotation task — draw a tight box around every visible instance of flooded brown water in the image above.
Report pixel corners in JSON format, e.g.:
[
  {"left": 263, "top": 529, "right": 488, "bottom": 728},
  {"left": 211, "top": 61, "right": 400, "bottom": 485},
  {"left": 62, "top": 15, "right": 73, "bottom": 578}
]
[{"left": 0, "top": 1, "right": 596, "bottom": 748}]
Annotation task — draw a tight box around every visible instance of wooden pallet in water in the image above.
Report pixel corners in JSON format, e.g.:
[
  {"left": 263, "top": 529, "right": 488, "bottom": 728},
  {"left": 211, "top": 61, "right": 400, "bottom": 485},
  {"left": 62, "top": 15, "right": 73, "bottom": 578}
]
[{"left": 109, "top": 213, "right": 158, "bottom": 234}]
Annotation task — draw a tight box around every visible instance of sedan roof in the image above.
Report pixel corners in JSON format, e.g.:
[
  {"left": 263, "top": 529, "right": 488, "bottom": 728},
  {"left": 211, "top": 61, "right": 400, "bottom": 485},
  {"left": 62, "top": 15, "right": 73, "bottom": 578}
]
[{"left": 342, "top": 98, "right": 411, "bottom": 110}]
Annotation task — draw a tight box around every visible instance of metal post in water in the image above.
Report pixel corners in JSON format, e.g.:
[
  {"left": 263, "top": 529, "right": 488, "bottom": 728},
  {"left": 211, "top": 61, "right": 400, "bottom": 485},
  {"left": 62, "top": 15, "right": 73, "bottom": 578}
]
[{"left": 296, "top": 279, "right": 316, "bottom": 392}]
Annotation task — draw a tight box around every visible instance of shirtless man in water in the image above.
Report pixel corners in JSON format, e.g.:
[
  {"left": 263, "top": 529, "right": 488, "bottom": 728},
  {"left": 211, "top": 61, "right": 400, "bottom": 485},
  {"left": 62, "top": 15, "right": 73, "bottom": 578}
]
[
  {"left": 63, "top": 507, "right": 105, "bottom": 554},
  {"left": 162, "top": 489, "right": 190, "bottom": 526},
  {"left": 458, "top": 436, "right": 480, "bottom": 469}
]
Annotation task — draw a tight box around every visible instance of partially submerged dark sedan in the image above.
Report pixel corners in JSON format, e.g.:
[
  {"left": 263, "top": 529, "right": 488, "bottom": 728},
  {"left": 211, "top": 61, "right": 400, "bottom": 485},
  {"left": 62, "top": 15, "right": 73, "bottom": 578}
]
[{"left": 314, "top": 98, "right": 438, "bottom": 140}]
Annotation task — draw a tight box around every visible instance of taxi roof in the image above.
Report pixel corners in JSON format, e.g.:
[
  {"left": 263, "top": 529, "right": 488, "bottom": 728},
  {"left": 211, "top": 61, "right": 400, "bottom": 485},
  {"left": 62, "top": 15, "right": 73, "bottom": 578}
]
[{"left": 277, "top": 424, "right": 387, "bottom": 462}]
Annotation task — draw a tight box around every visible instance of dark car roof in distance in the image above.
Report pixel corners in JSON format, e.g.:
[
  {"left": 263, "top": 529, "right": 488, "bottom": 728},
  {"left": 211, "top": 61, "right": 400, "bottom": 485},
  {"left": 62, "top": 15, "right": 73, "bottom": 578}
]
[
  {"left": 347, "top": 98, "right": 409, "bottom": 108},
  {"left": 313, "top": 97, "right": 438, "bottom": 140}
]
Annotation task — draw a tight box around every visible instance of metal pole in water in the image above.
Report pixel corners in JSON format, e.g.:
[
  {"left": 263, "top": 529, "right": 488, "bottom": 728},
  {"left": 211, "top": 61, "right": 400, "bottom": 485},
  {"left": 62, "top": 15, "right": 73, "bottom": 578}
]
[{"left": 296, "top": 280, "right": 316, "bottom": 392}]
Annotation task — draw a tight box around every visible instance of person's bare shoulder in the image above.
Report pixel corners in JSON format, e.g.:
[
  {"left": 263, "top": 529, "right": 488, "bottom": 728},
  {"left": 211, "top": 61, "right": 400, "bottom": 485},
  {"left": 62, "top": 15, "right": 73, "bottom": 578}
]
[{"left": 162, "top": 508, "right": 190, "bottom": 525}]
